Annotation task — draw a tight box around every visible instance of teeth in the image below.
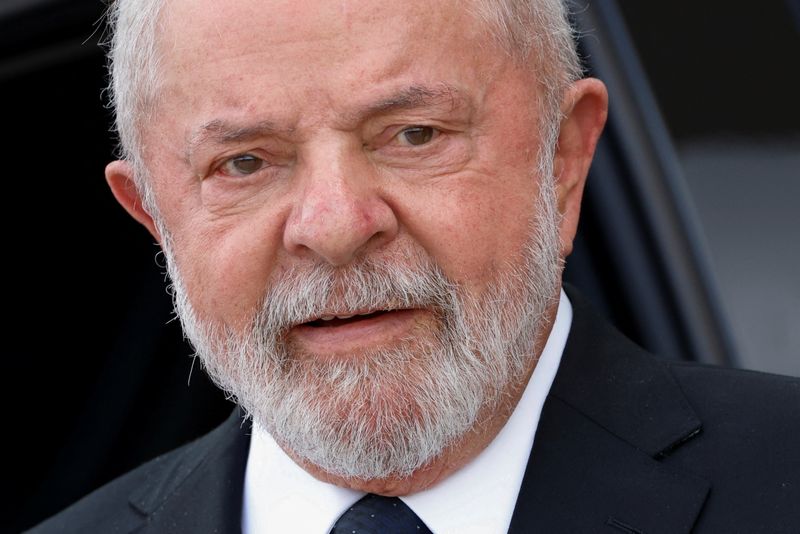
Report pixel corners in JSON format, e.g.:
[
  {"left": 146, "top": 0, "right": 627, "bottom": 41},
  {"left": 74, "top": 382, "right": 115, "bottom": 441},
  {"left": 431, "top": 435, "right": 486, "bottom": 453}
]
[
  {"left": 318, "top": 314, "right": 356, "bottom": 321},
  {"left": 314, "top": 311, "right": 384, "bottom": 322}
]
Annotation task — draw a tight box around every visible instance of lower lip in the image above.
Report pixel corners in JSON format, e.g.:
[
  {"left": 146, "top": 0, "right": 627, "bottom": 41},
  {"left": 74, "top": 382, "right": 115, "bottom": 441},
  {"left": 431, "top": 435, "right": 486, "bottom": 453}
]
[{"left": 290, "top": 309, "right": 425, "bottom": 356}]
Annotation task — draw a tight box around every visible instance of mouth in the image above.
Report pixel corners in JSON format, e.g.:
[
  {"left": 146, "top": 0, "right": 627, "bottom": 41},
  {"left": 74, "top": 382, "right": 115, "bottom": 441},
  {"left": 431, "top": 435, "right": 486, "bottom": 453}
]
[
  {"left": 304, "top": 309, "right": 393, "bottom": 328},
  {"left": 289, "top": 308, "right": 425, "bottom": 356}
]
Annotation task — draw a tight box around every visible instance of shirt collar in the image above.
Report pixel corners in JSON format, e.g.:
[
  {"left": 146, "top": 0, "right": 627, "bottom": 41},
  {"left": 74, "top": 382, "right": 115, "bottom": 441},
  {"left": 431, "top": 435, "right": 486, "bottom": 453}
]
[{"left": 243, "top": 290, "right": 572, "bottom": 534}]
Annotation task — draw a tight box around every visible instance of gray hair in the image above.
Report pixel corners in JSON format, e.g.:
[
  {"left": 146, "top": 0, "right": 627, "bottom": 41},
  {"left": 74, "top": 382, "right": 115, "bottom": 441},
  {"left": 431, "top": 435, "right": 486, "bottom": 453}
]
[
  {"left": 104, "top": 0, "right": 165, "bottom": 216},
  {"left": 104, "top": 0, "right": 582, "bottom": 216}
]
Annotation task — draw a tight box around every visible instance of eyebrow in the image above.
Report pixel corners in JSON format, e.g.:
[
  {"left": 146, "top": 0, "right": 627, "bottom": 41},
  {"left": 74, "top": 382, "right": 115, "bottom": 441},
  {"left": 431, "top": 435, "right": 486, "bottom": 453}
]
[
  {"left": 351, "top": 83, "right": 469, "bottom": 119},
  {"left": 185, "top": 83, "right": 469, "bottom": 160},
  {"left": 186, "top": 119, "right": 286, "bottom": 162}
]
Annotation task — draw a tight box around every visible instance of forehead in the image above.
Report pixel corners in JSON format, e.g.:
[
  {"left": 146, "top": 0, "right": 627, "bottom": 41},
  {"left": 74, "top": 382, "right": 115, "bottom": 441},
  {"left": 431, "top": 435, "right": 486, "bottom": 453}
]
[
  {"left": 160, "top": 0, "right": 480, "bottom": 55},
  {"left": 161, "top": 0, "right": 468, "bottom": 50},
  {"left": 154, "top": 0, "right": 508, "bottom": 125}
]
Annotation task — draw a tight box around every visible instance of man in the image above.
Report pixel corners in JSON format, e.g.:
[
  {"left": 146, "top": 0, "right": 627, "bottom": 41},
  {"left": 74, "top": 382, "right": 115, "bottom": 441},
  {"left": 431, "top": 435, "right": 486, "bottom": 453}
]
[{"left": 31, "top": 0, "right": 799, "bottom": 532}]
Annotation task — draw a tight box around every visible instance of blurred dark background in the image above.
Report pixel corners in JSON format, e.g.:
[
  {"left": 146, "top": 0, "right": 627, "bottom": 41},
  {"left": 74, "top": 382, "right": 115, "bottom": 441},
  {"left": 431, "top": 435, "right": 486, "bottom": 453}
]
[{"left": 2, "top": 0, "right": 797, "bottom": 532}]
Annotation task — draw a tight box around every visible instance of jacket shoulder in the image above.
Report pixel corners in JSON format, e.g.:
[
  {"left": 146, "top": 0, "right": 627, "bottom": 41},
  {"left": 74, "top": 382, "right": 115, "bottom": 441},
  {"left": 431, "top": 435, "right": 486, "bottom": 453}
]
[
  {"left": 27, "top": 410, "right": 246, "bottom": 534},
  {"left": 28, "top": 446, "right": 188, "bottom": 534},
  {"left": 666, "top": 361, "right": 800, "bottom": 437},
  {"left": 662, "top": 362, "right": 800, "bottom": 531}
]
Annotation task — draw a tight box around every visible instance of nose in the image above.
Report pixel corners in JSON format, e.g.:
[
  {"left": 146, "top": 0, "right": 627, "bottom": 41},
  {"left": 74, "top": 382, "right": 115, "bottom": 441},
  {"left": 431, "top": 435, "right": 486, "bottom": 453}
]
[{"left": 283, "top": 144, "right": 399, "bottom": 266}]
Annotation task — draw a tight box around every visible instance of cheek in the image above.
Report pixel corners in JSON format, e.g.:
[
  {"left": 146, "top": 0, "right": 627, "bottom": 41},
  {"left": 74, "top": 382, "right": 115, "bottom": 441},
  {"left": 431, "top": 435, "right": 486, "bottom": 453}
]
[
  {"left": 397, "top": 174, "right": 537, "bottom": 290},
  {"left": 390, "top": 96, "right": 545, "bottom": 287},
  {"left": 170, "top": 215, "right": 283, "bottom": 330},
  {"left": 148, "top": 136, "right": 290, "bottom": 330}
]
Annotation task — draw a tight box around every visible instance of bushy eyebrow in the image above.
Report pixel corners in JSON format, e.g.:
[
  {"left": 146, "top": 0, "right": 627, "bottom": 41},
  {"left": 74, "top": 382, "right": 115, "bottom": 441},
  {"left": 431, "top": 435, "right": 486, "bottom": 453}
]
[
  {"left": 186, "top": 119, "right": 287, "bottom": 162},
  {"left": 350, "top": 83, "right": 469, "bottom": 119},
  {"left": 185, "top": 83, "right": 469, "bottom": 161}
]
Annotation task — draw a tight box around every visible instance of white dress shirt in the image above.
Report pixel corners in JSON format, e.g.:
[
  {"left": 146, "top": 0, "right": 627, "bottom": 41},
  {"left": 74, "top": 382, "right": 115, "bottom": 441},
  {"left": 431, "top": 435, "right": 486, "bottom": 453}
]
[{"left": 242, "top": 290, "right": 572, "bottom": 534}]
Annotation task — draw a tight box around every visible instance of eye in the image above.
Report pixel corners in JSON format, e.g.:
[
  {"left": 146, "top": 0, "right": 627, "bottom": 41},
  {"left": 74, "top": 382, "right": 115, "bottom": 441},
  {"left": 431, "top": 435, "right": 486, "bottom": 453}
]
[
  {"left": 219, "top": 154, "right": 268, "bottom": 177},
  {"left": 397, "top": 126, "right": 438, "bottom": 146}
]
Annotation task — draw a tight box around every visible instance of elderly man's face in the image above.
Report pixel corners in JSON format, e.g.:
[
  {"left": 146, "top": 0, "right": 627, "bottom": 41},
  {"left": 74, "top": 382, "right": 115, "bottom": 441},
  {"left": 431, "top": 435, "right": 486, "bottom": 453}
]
[
  {"left": 107, "top": 0, "right": 606, "bottom": 492},
  {"left": 147, "top": 0, "right": 553, "bottom": 327}
]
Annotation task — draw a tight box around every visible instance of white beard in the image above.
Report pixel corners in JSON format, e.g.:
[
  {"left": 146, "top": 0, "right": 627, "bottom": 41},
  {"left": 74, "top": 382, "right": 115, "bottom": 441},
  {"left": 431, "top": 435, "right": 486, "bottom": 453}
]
[{"left": 158, "top": 175, "right": 562, "bottom": 480}]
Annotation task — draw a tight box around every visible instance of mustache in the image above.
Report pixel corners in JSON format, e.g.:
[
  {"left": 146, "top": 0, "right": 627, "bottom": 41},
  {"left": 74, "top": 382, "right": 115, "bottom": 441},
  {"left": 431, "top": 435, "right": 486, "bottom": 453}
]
[{"left": 251, "top": 249, "right": 461, "bottom": 333}]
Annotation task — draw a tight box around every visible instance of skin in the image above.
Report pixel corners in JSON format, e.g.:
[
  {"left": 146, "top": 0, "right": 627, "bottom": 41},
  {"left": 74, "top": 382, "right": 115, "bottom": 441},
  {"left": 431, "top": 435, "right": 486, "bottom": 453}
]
[{"left": 106, "top": 0, "right": 607, "bottom": 494}]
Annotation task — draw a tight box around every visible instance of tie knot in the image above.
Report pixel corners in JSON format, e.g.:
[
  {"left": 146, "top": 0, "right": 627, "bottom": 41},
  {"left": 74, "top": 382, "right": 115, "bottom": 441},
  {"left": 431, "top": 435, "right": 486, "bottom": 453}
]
[{"left": 331, "top": 494, "right": 433, "bottom": 534}]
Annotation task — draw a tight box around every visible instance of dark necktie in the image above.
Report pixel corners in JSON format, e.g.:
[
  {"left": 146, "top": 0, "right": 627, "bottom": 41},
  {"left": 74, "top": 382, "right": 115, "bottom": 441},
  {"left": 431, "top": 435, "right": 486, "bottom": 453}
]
[{"left": 331, "top": 494, "right": 434, "bottom": 534}]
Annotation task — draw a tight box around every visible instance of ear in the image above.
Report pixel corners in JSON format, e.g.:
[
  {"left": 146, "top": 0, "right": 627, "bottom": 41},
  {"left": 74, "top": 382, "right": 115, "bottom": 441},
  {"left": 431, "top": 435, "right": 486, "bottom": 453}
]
[
  {"left": 552, "top": 78, "right": 608, "bottom": 258},
  {"left": 105, "top": 160, "right": 162, "bottom": 243}
]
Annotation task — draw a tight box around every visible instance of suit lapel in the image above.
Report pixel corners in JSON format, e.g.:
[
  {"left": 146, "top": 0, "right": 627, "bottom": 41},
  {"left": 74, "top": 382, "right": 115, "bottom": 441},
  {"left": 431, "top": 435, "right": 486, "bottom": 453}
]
[
  {"left": 509, "top": 290, "right": 710, "bottom": 533},
  {"left": 127, "top": 408, "right": 251, "bottom": 533},
  {"left": 508, "top": 396, "right": 709, "bottom": 534}
]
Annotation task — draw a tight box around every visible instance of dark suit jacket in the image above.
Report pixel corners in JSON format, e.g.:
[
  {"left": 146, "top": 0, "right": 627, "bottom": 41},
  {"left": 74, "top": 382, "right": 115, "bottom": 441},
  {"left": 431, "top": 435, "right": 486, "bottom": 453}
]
[{"left": 30, "top": 293, "right": 800, "bottom": 533}]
